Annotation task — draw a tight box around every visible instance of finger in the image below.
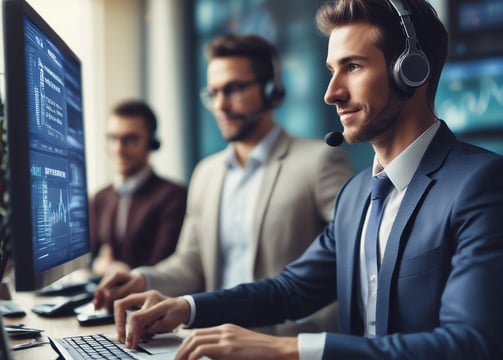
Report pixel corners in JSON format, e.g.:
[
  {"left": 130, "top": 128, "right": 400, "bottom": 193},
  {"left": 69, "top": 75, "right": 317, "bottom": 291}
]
[
  {"left": 108, "top": 275, "right": 146, "bottom": 307},
  {"left": 125, "top": 300, "right": 173, "bottom": 348},
  {"left": 114, "top": 293, "right": 148, "bottom": 343},
  {"left": 93, "top": 288, "right": 104, "bottom": 309},
  {"left": 97, "top": 271, "right": 127, "bottom": 290},
  {"left": 114, "top": 300, "right": 128, "bottom": 343},
  {"left": 94, "top": 273, "right": 130, "bottom": 309},
  {"left": 187, "top": 343, "right": 227, "bottom": 360},
  {"left": 175, "top": 330, "right": 221, "bottom": 360}
]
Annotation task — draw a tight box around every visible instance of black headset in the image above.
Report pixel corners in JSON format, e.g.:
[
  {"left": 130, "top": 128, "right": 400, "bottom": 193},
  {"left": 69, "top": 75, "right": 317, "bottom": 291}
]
[
  {"left": 262, "top": 52, "right": 286, "bottom": 109},
  {"left": 387, "top": 0, "right": 430, "bottom": 96},
  {"left": 149, "top": 134, "right": 161, "bottom": 151},
  {"left": 147, "top": 114, "right": 161, "bottom": 150}
]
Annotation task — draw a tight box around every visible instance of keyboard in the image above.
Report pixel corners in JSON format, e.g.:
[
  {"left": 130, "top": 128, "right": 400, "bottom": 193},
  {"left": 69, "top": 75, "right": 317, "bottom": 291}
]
[{"left": 49, "top": 333, "right": 142, "bottom": 359}]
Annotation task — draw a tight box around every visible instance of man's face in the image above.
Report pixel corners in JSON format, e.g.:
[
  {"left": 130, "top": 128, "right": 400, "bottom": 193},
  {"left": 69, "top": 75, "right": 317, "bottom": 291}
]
[
  {"left": 107, "top": 115, "right": 151, "bottom": 178},
  {"left": 205, "top": 56, "right": 265, "bottom": 142},
  {"left": 324, "top": 23, "right": 404, "bottom": 145}
]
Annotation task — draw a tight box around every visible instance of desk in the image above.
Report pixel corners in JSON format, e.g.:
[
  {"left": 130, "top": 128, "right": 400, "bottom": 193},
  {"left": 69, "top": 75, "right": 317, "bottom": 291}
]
[{"left": 3, "top": 277, "right": 116, "bottom": 359}]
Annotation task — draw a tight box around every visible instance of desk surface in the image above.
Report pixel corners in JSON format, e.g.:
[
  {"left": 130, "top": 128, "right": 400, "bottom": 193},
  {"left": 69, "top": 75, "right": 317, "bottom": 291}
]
[{"left": 3, "top": 277, "right": 116, "bottom": 359}]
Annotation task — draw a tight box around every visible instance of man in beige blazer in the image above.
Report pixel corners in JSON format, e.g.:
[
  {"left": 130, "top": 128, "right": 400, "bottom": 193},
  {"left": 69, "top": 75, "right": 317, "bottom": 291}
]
[{"left": 94, "top": 34, "right": 352, "bottom": 335}]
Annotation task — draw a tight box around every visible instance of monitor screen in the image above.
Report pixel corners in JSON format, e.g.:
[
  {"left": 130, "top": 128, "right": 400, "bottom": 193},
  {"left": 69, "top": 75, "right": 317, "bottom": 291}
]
[
  {"left": 2, "top": 0, "right": 91, "bottom": 291},
  {"left": 448, "top": 0, "right": 503, "bottom": 60},
  {"left": 435, "top": 56, "right": 503, "bottom": 135}
]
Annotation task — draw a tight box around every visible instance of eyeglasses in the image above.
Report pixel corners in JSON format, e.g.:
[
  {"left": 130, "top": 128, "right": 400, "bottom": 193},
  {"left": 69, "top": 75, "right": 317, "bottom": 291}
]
[
  {"left": 200, "top": 79, "right": 259, "bottom": 109},
  {"left": 106, "top": 133, "right": 143, "bottom": 147}
]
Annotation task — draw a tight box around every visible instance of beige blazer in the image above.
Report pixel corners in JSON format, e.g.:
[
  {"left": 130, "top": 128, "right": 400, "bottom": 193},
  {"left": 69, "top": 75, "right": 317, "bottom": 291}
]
[{"left": 136, "top": 129, "right": 353, "bottom": 334}]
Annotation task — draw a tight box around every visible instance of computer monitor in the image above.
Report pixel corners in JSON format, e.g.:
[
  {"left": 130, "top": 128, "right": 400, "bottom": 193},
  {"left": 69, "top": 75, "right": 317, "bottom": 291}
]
[
  {"left": 447, "top": 0, "right": 503, "bottom": 60},
  {"left": 435, "top": 55, "right": 503, "bottom": 156},
  {"left": 2, "top": 0, "right": 91, "bottom": 291}
]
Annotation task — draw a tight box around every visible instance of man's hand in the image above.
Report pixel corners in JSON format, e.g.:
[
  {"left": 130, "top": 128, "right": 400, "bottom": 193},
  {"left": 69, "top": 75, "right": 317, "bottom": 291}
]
[
  {"left": 92, "top": 244, "right": 130, "bottom": 276},
  {"left": 175, "top": 324, "right": 299, "bottom": 360},
  {"left": 114, "top": 290, "right": 191, "bottom": 349},
  {"left": 93, "top": 271, "right": 146, "bottom": 311}
]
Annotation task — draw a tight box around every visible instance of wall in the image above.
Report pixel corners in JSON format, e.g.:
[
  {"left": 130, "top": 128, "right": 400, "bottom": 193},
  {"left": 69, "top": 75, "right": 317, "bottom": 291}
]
[
  {"left": 20, "top": 0, "right": 187, "bottom": 195},
  {"left": 143, "top": 0, "right": 190, "bottom": 185}
]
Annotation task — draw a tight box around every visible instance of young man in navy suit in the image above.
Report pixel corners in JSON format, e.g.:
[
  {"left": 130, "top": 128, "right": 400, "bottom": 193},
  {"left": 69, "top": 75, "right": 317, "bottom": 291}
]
[{"left": 113, "top": 1, "right": 503, "bottom": 359}]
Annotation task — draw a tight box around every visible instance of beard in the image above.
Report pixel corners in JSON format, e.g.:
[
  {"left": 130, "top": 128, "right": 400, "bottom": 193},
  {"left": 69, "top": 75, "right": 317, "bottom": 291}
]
[
  {"left": 222, "top": 111, "right": 263, "bottom": 142},
  {"left": 344, "top": 92, "right": 404, "bottom": 145}
]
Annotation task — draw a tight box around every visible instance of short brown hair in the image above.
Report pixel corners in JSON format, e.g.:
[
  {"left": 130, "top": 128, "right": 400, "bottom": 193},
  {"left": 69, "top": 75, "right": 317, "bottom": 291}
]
[
  {"left": 316, "top": 0, "right": 447, "bottom": 107},
  {"left": 112, "top": 99, "right": 157, "bottom": 137},
  {"left": 204, "top": 34, "right": 279, "bottom": 86}
]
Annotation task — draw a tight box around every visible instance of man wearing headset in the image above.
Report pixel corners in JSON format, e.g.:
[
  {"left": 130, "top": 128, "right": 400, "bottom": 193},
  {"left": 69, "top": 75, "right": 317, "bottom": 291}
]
[
  {"left": 113, "top": 0, "right": 503, "bottom": 359},
  {"left": 94, "top": 35, "right": 353, "bottom": 335},
  {"left": 90, "top": 100, "right": 187, "bottom": 275}
]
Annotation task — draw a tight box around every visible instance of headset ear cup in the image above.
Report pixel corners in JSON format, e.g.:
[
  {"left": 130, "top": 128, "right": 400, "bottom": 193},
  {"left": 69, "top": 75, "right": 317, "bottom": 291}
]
[
  {"left": 263, "top": 79, "right": 285, "bottom": 109},
  {"left": 149, "top": 137, "right": 161, "bottom": 150},
  {"left": 392, "top": 53, "right": 415, "bottom": 96},
  {"left": 392, "top": 49, "right": 430, "bottom": 96}
]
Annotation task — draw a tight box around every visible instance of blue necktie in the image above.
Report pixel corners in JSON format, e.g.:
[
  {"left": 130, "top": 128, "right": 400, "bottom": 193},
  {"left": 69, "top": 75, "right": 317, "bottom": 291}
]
[{"left": 365, "top": 176, "right": 393, "bottom": 279}]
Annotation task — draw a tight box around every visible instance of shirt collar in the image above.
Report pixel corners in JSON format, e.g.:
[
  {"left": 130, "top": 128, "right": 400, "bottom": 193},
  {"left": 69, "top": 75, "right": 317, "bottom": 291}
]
[
  {"left": 113, "top": 165, "right": 152, "bottom": 195},
  {"left": 224, "top": 124, "right": 282, "bottom": 169},
  {"left": 373, "top": 120, "right": 441, "bottom": 191}
]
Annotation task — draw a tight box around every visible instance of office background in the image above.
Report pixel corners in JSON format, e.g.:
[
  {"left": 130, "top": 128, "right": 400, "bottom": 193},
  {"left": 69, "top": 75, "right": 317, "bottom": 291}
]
[{"left": 1, "top": 0, "right": 501, "bottom": 195}]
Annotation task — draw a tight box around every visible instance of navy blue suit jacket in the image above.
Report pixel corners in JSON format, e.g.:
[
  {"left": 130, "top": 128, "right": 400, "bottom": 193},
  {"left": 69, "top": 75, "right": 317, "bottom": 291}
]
[{"left": 191, "top": 121, "right": 503, "bottom": 359}]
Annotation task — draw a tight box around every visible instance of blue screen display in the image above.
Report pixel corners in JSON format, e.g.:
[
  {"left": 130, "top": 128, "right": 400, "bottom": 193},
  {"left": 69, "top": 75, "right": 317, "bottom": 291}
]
[
  {"left": 24, "top": 17, "right": 90, "bottom": 273},
  {"left": 458, "top": 1, "right": 503, "bottom": 32},
  {"left": 435, "top": 56, "right": 503, "bottom": 134}
]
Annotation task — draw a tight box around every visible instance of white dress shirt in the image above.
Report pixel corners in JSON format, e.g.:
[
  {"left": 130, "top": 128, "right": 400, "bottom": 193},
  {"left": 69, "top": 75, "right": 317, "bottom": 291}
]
[
  {"left": 218, "top": 125, "right": 281, "bottom": 289},
  {"left": 113, "top": 165, "right": 152, "bottom": 241}
]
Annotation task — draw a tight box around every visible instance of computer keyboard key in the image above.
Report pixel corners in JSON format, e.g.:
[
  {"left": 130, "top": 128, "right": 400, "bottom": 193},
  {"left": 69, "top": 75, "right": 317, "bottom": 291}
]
[{"left": 49, "top": 334, "right": 142, "bottom": 359}]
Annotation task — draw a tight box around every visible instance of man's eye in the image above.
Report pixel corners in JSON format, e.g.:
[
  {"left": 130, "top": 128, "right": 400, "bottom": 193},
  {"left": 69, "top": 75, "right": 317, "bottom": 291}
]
[
  {"left": 348, "top": 63, "right": 360, "bottom": 71},
  {"left": 222, "top": 83, "right": 241, "bottom": 95}
]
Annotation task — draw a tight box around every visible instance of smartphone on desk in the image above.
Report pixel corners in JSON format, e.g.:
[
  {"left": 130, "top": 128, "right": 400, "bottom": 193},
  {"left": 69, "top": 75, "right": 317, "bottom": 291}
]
[
  {"left": 35, "top": 275, "right": 102, "bottom": 297},
  {"left": 74, "top": 301, "right": 114, "bottom": 326},
  {"left": 76, "top": 310, "right": 114, "bottom": 326},
  {"left": 31, "top": 292, "right": 95, "bottom": 317}
]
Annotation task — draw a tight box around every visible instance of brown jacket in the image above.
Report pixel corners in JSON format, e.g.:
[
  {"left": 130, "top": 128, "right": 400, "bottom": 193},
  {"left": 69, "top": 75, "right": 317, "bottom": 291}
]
[{"left": 89, "top": 172, "right": 187, "bottom": 268}]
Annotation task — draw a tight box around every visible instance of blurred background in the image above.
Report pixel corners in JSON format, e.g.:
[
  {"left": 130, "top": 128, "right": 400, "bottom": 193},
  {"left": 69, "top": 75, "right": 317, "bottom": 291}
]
[{"left": 1, "top": 0, "right": 502, "bottom": 194}]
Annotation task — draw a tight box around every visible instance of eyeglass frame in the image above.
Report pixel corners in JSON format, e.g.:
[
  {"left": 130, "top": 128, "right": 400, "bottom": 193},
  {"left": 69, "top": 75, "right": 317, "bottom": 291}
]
[
  {"left": 199, "top": 79, "right": 260, "bottom": 109},
  {"left": 106, "top": 133, "right": 146, "bottom": 147}
]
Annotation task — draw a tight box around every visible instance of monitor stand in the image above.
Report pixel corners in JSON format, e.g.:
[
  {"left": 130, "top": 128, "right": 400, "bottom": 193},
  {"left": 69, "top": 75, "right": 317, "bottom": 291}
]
[
  {"left": 34, "top": 270, "right": 102, "bottom": 297},
  {"left": 0, "top": 279, "right": 26, "bottom": 318},
  {"left": 0, "top": 280, "right": 11, "bottom": 300},
  {"left": 30, "top": 271, "right": 101, "bottom": 318},
  {"left": 0, "top": 257, "right": 13, "bottom": 300}
]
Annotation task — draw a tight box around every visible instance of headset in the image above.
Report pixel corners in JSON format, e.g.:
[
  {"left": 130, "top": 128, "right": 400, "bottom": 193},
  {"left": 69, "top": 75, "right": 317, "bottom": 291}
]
[
  {"left": 262, "top": 51, "right": 286, "bottom": 109},
  {"left": 145, "top": 108, "right": 161, "bottom": 150},
  {"left": 149, "top": 133, "right": 161, "bottom": 151},
  {"left": 386, "top": 0, "right": 430, "bottom": 96}
]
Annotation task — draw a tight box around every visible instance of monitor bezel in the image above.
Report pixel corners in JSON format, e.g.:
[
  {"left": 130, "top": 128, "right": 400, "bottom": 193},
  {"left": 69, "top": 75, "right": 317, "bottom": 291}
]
[{"left": 2, "top": 0, "right": 91, "bottom": 291}]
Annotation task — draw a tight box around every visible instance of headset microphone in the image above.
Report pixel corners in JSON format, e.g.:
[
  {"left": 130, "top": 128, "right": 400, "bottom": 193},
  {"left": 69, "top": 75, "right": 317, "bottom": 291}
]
[{"left": 324, "top": 131, "right": 344, "bottom": 147}]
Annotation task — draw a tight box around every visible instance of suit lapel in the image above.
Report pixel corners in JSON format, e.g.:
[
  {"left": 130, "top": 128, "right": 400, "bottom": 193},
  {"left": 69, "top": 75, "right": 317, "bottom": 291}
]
[
  {"left": 204, "top": 154, "right": 228, "bottom": 291},
  {"left": 375, "top": 121, "right": 456, "bottom": 334},
  {"left": 340, "top": 171, "right": 372, "bottom": 335},
  {"left": 376, "top": 173, "right": 432, "bottom": 334},
  {"left": 251, "top": 130, "right": 290, "bottom": 267}
]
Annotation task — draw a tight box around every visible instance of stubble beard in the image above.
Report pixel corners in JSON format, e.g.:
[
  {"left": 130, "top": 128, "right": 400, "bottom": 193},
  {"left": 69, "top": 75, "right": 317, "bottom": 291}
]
[
  {"left": 223, "top": 114, "right": 262, "bottom": 142},
  {"left": 344, "top": 93, "right": 404, "bottom": 145}
]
